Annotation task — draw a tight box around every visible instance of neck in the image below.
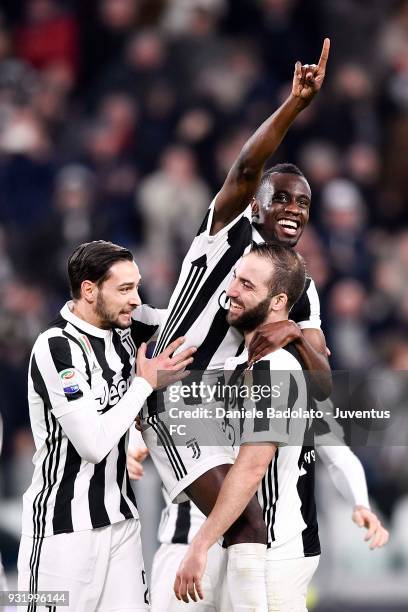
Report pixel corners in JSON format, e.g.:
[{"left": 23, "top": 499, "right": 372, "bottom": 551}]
[
  {"left": 70, "top": 300, "right": 105, "bottom": 329},
  {"left": 244, "top": 311, "right": 288, "bottom": 348},
  {"left": 252, "top": 221, "right": 276, "bottom": 243}
]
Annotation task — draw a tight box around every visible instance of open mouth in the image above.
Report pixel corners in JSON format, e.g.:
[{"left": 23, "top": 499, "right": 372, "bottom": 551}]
[
  {"left": 277, "top": 218, "right": 299, "bottom": 236},
  {"left": 230, "top": 302, "right": 243, "bottom": 312}
]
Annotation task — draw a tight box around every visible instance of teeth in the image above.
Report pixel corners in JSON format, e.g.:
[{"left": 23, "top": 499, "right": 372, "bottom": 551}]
[{"left": 278, "top": 219, "right": 298, "bottom": 229}]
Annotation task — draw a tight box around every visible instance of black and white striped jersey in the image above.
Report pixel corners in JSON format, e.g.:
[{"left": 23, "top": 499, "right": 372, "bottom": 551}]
[
  {"left": 22, "top": 302, "right": 162, "bottom": 538},
  {"left": 224, "top": 347, "right": 320, "bottom": 559},
  {"left": 137, "top": 200, "right": 321, "bottom": 417},
  {"left": 157, "top": 489, "right": 205, "bottom": 545}
]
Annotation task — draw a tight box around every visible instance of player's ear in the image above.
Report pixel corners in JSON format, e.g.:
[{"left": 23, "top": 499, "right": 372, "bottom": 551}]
[
  {"left": 270, "top": 293, "right": 288, "bottom": 312},
  {"left": 251, "top": 197, "right": 260, "bottom": 218},
  {"left": 81, "top": 280, "right": 96, "bottom": 303}
]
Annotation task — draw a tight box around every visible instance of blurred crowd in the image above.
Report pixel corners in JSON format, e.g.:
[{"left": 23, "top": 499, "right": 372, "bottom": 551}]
[{"left": 0, "top": 0, "right": 408, "bottom": 530}]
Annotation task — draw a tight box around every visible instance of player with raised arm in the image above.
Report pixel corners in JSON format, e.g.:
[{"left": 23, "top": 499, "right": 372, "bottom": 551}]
[
  {"left": 18, "top": 240, "right": 195, "bottom": 612},
  {"left": 135, "top": 40, "right": 331, "bottom": 612}
]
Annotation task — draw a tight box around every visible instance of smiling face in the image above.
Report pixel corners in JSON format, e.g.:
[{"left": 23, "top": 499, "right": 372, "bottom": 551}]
[
  {"left": 252, "top": 172, "right": 311, "bottom": 246},
  {"left": 226, "top": 253, "right": 281, "bottom": 333},
  {"left": 93, "top": 260, "right": 141, "bottom": 329}
]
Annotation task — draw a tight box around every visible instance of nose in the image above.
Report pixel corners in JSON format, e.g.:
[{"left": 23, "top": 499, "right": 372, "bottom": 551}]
[
  {"left": 227, "top": 278, "right": 239, "bottom": 299},
  {"left": 130, "top": 288, "right": 142, "bottom": 307},
  {"left": 284, "top": 199, "right": 301, "bottom": 215}
]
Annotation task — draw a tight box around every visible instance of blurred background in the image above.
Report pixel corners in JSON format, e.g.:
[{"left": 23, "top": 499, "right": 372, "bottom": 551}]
[{"left": 0, "top": 0, "right": 407, "bottom": 610}]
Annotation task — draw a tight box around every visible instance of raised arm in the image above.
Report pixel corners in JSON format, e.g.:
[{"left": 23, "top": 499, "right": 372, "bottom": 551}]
[{"left": 211, "top": 38, "right": 330, "bottom": 234}]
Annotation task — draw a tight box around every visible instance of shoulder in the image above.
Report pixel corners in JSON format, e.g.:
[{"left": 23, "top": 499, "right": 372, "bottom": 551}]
[{"left": 256, "top": 348, "right": 302, "bottom": 372}]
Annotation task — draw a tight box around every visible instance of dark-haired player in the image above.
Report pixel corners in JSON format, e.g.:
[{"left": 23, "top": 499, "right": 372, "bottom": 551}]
[
  {"left": 136, "top": 40, "right": 331, "bottom": 611},
  {"left": 18, "top": 240, "right": 195, "bottom": 612}
]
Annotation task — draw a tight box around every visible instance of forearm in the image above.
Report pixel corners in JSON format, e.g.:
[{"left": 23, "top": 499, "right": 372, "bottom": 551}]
[
  {"left": 193, "top": 463, "right": 261, "bottom": 551},
  {"left": 236, "top": 94, "right": 307, "bottom": 177},
  {"left": 213, "top": 94, "right": 308, "bottom": 229},
  {"left": 294, "top": 333, "right": 332, "bottom": 400},
  {"left": 192, "top": 446, "right": 274, "bottom": 550},
  {"left": 59, "top": 377, "right": 152, "bottom": 464},
  {"left": 318, "top": 444, "right": 370, "bottom": 509}
]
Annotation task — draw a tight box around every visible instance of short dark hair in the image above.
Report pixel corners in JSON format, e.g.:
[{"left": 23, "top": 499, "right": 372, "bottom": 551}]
[
  {"left": 249, "top": 242, "right": 306, "bottom": 311},
  {"left": 258, "top": 163, "right": 306, "bottom": 191},
  {"left": 68, "top": 240, "right": 134, "bottom": 299}
]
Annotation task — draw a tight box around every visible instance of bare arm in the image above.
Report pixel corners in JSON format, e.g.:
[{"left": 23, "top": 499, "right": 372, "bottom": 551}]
[
  {"left": 295, "top": 328, "right": 331, "bottom": 400},
  {"left": 174, "top": 444, "right": 276, "bottom": 602},
  {"left": 211, "top": 38, "right": 330, "bottom": 235}
]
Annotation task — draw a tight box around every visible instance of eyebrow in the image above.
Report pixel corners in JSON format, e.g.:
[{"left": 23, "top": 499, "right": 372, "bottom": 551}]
[
  {"left": 274, "top": 189, "right": 310, "bottom": 201},
  {"left": 118, "top": 281, "right": 140, "bottom": 288},
  {"left": 237, "top": 275, "right": 255, "bottom": 288}
]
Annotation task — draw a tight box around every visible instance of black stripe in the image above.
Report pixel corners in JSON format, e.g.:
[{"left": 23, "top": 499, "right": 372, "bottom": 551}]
[
  {"left": 270, "top": 448, "right": 279, "bottom": 543},
  {"left": 260, "top": 464, "right": 270, "bottom": 545},
  {"left": 266, "top": 461, "right": 274, "bottom": 544},
  {"left": 62, "top": 330, "right": 92, "bottom": 384},
  {"left": 89, "top": 458, "right": 111, "bottom": 528},
  {"left": 112, "top": 331, "right": 132, "bottom": 383},
  {"left": 185, "top": 306, "right": 230, "bottom": 372},
  {"left": 253, "top": 361, "right": 272, "bottom": 433},
  {"left": 48, "top": 335, "right": 84, "bottom": 403},
  {"left": 155, "top": 259, "right": 207, "bottom": 355},
  {"left": 149, "top": 416, "right": 187, "bottom": 480},
  {"left": 116, "top": 433, "right": 134, "bottom": 519},
  {"left": 123, "top": 333, "right": 136, "bottom": 358},
  {"left": 286, "top": 373, "right": 299, "bottom": 434},
  {"left": 130, "top": 320, "right": 159, "bottom": 348},
  {"left": 155, "top": 419, "right": 188, "bottom": 478},
  {"left": 172, "top": 501, "right": 191, "bottom": 544},
  {"left": 52, "top": 440, "right": 82, "bottom": 533},
  {"left": 126, "top": 468, "right": 138, "bottom": 509},
  {"left": 196, "top": 208, "right": 210, "bottom": 236},
  {"left": 87, "top": 336, "right": 115, "bottom": 417},
  {"left": 290, "top": 277, "right": 312, "bottom": 324},
  {"left": 297, "top": 444, "right": 320, "bottom": 556},
  {"left": 156, "top": 217, "right": 251, "bottom": 354},
  {"left": 148, "top": 417, "right": 182, "bottom": 480},
  {"left": 155, "top": 261, "right": 205, "bottom": 354}
]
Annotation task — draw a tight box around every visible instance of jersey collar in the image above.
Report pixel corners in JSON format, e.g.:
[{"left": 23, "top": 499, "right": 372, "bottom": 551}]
[
  {"left": 251, "top": 225, "right": 264, "bottom": 244},
  {"left": 61, "top": 302, "right": 112, "bottom": 338}
]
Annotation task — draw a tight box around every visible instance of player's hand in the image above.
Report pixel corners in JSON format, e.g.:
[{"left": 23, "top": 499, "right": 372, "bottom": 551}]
[
  {"left": 126, "top": 447, "right": 149, "bottom": 480},
  {"left": 352, "top": 505, "right": 389, "bottom": 549},
  {"left": 174, "top": 542, "right": 207, "bottom": 603},
  {"left": 136, "top": 337, "right": 196, "bottom": 389},
  {"left": 292, "top": 38, "right": 330, "bottom": 105},
  {"left": 248, "top": 320, "right": 301, "bottom": 366}
]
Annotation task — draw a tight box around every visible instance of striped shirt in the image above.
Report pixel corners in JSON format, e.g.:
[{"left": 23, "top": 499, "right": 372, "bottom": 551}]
[
  {"left": 137, "top": 200, "right": 320, "bottom": 417},
  {"left": 225, "top": 346, "right": 320, "bottom": 559},
  {"left": 22, "top": 302, "right": 161, "bottom": 538}
]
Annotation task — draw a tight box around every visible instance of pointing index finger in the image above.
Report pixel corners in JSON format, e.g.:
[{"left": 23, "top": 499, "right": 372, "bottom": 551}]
[{"left": 318, "top": 38, "right": 330, "bottom": 70}]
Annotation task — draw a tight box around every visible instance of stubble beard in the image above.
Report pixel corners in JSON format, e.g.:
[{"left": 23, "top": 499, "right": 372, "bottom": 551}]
[
  {"left": 95, "top": 291, "right": 131, "bottom": 330},
  {"left": 227, "top": 296, "right": 271, "bottom": 334}
]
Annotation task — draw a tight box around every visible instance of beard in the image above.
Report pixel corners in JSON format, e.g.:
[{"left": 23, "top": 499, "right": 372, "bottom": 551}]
[
  {"left": 95, "top": 291, "right": 131, "bottom": 330},
  {"left": 227, "top": 296, "right": 271, "bottom": 333}
]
